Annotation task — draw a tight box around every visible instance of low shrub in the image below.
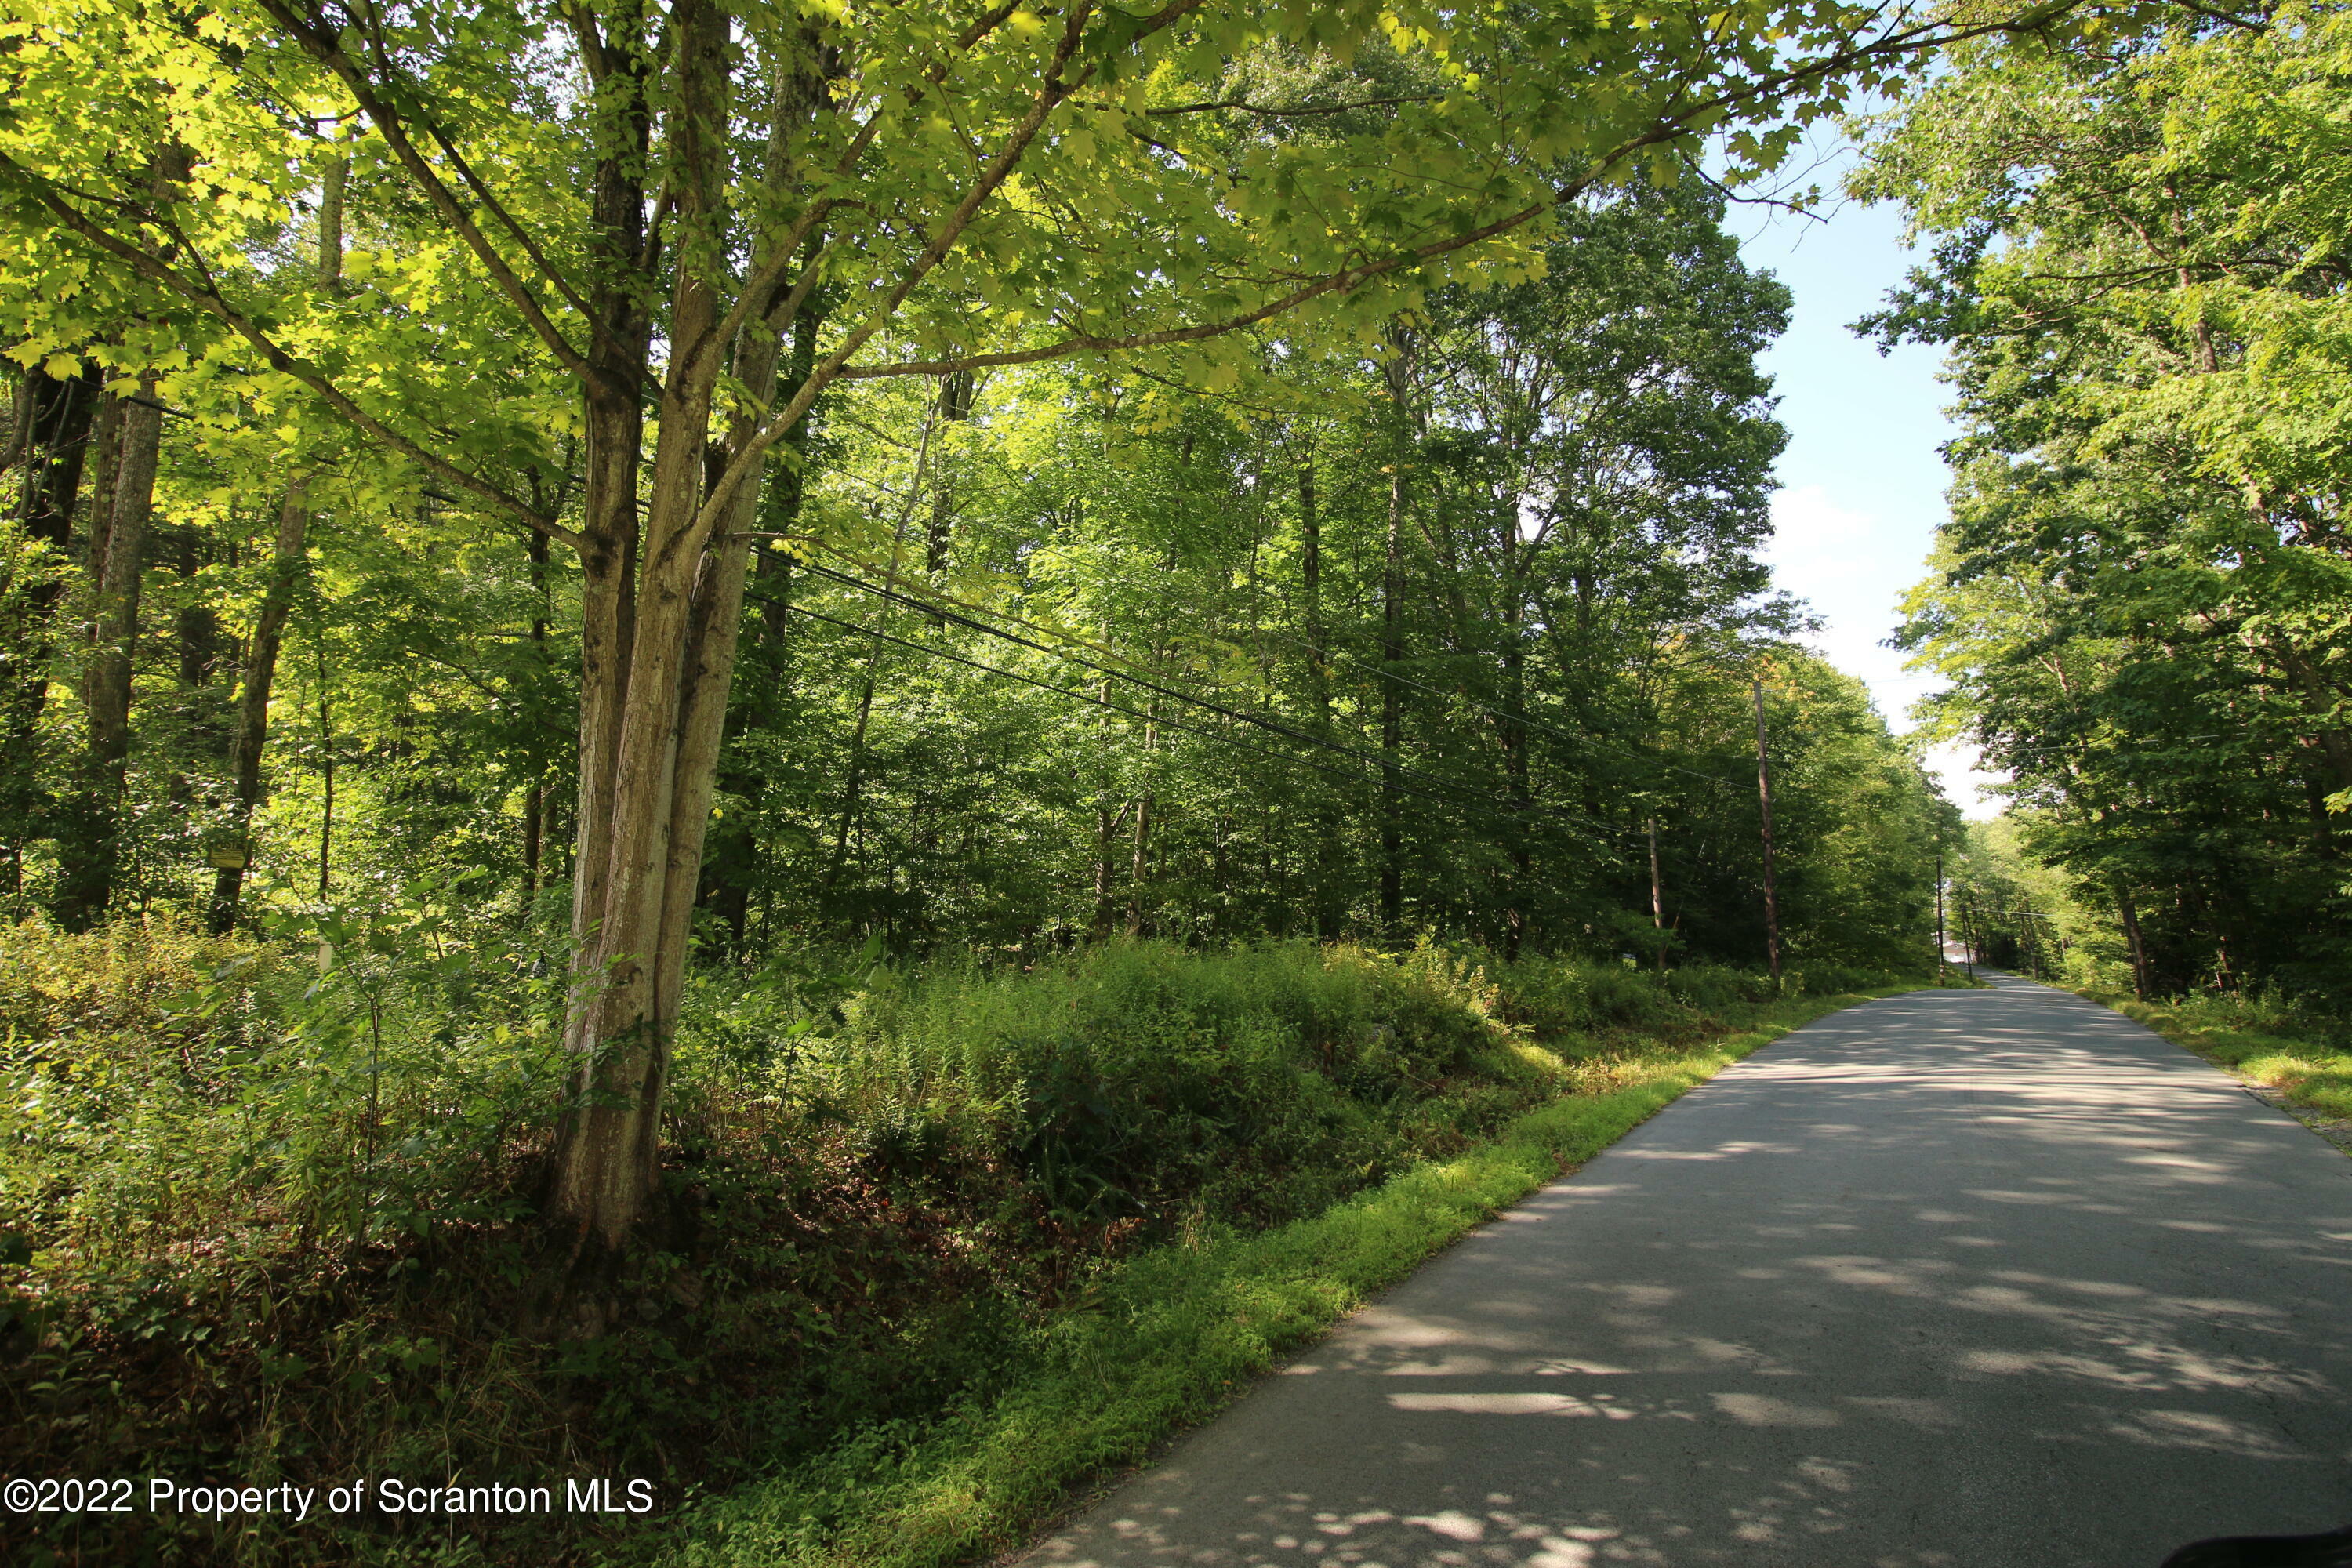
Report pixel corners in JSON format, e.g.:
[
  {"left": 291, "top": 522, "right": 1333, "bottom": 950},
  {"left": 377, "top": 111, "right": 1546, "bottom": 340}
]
[{"left": 0, "top": 916, "right": 1911, "bottom": 1566}]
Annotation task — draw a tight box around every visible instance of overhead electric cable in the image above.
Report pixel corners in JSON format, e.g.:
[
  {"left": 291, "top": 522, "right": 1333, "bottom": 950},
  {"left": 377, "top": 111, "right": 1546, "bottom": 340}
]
[
  {"left": 759, "top": 593, "right": 1618, "bottom": 837},
  {"left": 761, "top": 545, "right": 1646, "bottom": 837},
  {"left": 792, "top": 537, "right": 1748, "bottom": 795},
  {"left": 1247, "top": 622, "right": 1749, "bottom": 793}
]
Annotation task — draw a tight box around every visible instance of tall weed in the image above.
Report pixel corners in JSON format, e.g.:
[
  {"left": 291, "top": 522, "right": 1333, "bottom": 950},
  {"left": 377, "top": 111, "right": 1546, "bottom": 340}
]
[{"left": 1, "top": 923, "right": 1907, "bottom": 1566}]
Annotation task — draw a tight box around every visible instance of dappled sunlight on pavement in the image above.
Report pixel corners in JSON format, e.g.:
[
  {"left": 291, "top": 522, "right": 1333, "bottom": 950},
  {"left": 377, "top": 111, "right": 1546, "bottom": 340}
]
[{"left": 1022, "top": 980, "right": 2352, "bottom": 1568}]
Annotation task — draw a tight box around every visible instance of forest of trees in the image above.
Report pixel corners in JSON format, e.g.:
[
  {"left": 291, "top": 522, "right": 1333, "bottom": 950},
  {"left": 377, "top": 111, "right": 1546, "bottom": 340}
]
[
  {"left": 4, "top": 176, "right": 1955, "bottom": 963},
  {"left": 5, "top": 1, "right": 2346, "bottom": 1559},
  {"left": 0, "top": 0, "right": 1991, "bottom": 1243},
  {"left": 1870, "top": 1, "right": 2352, "bottom": 1002}
]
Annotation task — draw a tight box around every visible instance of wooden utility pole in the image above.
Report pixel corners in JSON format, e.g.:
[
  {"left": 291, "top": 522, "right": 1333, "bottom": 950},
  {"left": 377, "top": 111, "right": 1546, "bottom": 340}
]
[
  {"left": 1647, "top": 815, "right": 1665, "bottom": 972},
  {"left": 1936, "top": 842, "right": 1947, "bottom": 979},
  {"left": 1752, "top": 678, "right": 1782, "bottom": 990}
]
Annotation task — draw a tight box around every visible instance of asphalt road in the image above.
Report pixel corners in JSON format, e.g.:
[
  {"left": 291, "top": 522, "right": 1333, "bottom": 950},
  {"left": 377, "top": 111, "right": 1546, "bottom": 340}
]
[{"left": 1024, "top": 975, "right": 2352, "bottom": 1568}]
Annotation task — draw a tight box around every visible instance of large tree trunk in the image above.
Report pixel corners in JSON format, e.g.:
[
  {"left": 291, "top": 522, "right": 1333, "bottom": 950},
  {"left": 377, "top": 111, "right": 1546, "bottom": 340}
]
[
  {"left": 550, "top": 8, "right": 842, "bottom": 1248},
  {"left": 550, "top": 0, "right": 728, "bottom": 1249},
  {"left": 54, "top": 375, "right": 162, "bottom": 929},
  {"left": 554, "top": 0, "right": 654, "bottom": 946}
]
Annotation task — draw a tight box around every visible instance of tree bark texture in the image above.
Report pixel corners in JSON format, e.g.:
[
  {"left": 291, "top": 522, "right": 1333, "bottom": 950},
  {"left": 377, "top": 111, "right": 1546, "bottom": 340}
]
[
  {"left": 54, "top": 376, "right": 162, "bottom": 929},
  {"left": 550, "top": 10, "right": 841, "bottom": 1247},
  {"left": 1, "top": 363, "right": 100, "bottom": 891}
]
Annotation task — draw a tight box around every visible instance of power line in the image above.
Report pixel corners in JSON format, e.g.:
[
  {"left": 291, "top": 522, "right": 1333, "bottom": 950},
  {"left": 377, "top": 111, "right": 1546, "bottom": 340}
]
[
  {"left": 760, "top": 593, "right": 1617, "bottom": 839},
  {"left": 763, "top": 546, "right": 1649, "bottom": 840},
  {"left": 775, "top": 539, "right": 1747, "bottom": 795},
  {"left": 1249, "top": 621, "right": 1748, "bottom": 794}
]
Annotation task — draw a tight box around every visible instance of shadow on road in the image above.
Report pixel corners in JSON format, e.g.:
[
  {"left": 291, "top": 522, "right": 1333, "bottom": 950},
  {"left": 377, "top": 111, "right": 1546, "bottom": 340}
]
[{"left": 1028, "top": 985, "right": 2352, "bottom": 1568}]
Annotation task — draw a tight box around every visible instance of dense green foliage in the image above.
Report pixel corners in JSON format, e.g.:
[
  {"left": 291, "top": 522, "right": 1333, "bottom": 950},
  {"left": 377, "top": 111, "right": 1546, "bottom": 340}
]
[
  {"left": 0, "top": 0, "right": 1991, "bottom": 1002},
  {"left": 0, "top": 913, "right": 1909, "bottom": 1563},
  {"left": 0, "top": 175, "right": 1953, "bottom": 967},
  {"left": 1863, "top": 2, "right": 2352, "bottom": 1000},
  {"left": 0, "top": 0, "right": 2012, "bottom": 1555}
]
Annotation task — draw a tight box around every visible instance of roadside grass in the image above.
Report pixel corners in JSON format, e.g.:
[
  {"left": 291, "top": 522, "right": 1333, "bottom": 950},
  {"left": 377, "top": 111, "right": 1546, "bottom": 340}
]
[
  {"left": 2078, "top": 988, "right": 2352, "bottom": 1124},
  {"left": 0, "top": 914, "right": 1916, "bottom": 1566},
  {"left": 662, "top": 984, "right": 1916, "bottom": 1568}
]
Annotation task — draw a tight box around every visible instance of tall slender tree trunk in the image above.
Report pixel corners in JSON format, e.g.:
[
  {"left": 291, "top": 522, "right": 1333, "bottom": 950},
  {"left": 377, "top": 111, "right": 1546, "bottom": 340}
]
[
  {"left": 705, "top": 258, "right": 826, "bottom": 946},
  {"left": 826, "top": 655, "right": 883, "bottom": 891},
  {"left": 925, "top": 368, "right": 974, "bottom": 576},
  {"left": 315, "top": 641, "right": 335, "bottom": 900},
  {"left": 2114, "top": 881, "right": 2150, "bottom": 1000},
  {"left": 1126, "top": 693, "right": 1158, "bottom": 938},
  {"left": 523, "top": 524, "right": 551, "bottom": 902},
  {"left": 172, "top": 532, "right": 226, "bottom": 727},
  {"left": 209, "top": 155, "right": 341, "bottom": 931},
  {"left": 54, "top": 374, "right": 162, "bottom": 929},
  {"left": 79, "top": 388, "right": 125, "bottom": 629},
  {"left": 1497, "top": 572, "right": 1532, "bottom": 960},
  {"left": 1, "top": 362, "right": 100, "bottom": 894},
  {"left": 208, "top": 485, "right": 309, "bottom": 929},
  {"left": 554, "top": 0, "right": 655, "bottom": 1063},
  {"left": 1751, "top": 677, "right": 1782, "bottom": 990},
  {"left": 1648, "top": 817, "right": 1665, "bottom": 972},
  {"left": 1377, "top": 338, "right": 1414, "bottom": 931},
  {"left": 1091, "top": 681, "right": 1121, "bottom": 934},
  {"left": 1298, "top": 445, "right": 1344, "bottom": 940}
]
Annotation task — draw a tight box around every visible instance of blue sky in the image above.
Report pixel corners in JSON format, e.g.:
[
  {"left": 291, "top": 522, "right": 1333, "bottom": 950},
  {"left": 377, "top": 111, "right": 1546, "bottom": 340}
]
[{"left": 1731, "top": 176, "right": 2002, "bottom": 816}]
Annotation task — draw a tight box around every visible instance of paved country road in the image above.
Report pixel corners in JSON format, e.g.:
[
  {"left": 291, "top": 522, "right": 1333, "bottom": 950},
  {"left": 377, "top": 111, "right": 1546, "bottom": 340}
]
[{"left": 1025, "top": 977, "right": 2352, "bottom": 1568}]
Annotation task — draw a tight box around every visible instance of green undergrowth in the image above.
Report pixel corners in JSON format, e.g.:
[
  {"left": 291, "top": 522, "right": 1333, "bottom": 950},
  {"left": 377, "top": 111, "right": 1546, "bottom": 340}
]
[
  {"left": 0, "top": 907, "right": 1919, "bottom": 1566},
  {"left": 655, "top": 985, "right": 1907, "bottom": 1568},
  {"left": 2080, "top": 985, "right": 2352, "bottom": 1124}
]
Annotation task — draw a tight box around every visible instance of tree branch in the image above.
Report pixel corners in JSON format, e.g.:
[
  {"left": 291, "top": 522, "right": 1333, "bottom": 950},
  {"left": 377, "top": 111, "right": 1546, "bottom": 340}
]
[
  {"left": 684, "top": 0, "right": 1150, "bottom": 558},
  {"left": 1145, "top": 93, "right": 1441, "bottom": 118},
  {"left": 0, "top": 152, "right": 579, "bottom": 549},
  {"left": 251, "top": 0, "right": 604, "bottom": 390}
]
